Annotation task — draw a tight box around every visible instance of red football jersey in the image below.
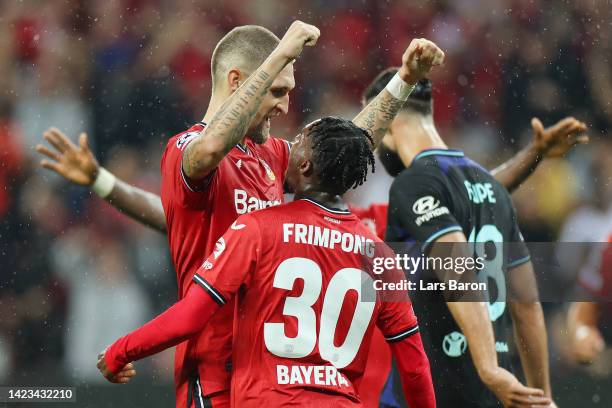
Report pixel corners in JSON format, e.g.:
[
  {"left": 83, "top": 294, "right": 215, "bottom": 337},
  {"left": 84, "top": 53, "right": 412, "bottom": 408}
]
[
  {"left": 350, "top": 203, "right": 389, "bottom": 240},
  {"left": 192, "top": 199, "right": 418, "bottom": 407},
  {"left": 160, "top": 122, "right": 290, "bottom": 396}
]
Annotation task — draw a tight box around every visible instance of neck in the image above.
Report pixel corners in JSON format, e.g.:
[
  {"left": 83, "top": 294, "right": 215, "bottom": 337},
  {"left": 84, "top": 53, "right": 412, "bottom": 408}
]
[
  {"left": 394, "top": 114, "right": 447, "bottom": 167},
  {"left": 202, "top": 91, "right": 248, "bottom": 145},
  {"left": 293, "top": 188, "right": 347, "bottom": 210}
]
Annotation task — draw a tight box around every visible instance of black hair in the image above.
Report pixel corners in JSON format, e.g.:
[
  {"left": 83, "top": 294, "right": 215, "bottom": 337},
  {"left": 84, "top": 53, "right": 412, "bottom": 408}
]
[
  {"left": 362, "top": 67, "right": 433, "bottom": 115},
  {"left": 307, "top": 116, "right": 375, "bottom": 195},
  {"left": 377, "top": 142, "right": 406, "bottom": 178}
]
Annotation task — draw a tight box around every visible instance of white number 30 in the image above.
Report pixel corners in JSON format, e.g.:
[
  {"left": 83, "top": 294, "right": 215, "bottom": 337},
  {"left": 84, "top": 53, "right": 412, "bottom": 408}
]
[{"left": 264, "top": 257, "right": 375, "bottom": 369}]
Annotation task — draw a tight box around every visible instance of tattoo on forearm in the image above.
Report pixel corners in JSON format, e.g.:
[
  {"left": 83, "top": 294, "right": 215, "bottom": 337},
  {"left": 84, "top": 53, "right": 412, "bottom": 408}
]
[
  {"left": 184, "top": 70, "right": 274, "bottom": 176},
  {"left": 353, "top": 91, "right": 405, "bottom": 148}
]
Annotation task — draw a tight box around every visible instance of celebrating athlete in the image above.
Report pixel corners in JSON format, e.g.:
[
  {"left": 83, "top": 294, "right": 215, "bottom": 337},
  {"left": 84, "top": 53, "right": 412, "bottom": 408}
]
[
  {"left": 97, "top": 117, "right": 436, "bottom": 407},
  {"left": 38, "top": 22, "right": 444, "bottom": 407}
]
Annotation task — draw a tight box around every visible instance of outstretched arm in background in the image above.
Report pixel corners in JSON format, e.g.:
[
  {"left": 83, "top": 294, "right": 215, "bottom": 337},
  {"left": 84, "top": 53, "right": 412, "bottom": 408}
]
[
  {"left": 491, "top": 117, "right": 588, "bottom": 193},
  {"left": 352, "top": 38, "right": 444, "bottom": 148},
  {"left": 37, "top": 128, "right": 167, "bottom": 233}
]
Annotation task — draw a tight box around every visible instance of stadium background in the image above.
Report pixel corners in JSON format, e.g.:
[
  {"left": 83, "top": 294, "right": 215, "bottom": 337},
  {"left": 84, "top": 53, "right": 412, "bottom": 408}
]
[{"left": 0, "top": 0, "right": 610, "bottom": 406}]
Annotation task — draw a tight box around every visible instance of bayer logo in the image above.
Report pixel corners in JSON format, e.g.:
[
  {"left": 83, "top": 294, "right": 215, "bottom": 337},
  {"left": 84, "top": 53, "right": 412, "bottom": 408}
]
[
  {"left": 442, "top": 331, "right": 467, "bottom": 357},
  {"left": 412, "top": 196, "right": 440, "bottom": 215}
]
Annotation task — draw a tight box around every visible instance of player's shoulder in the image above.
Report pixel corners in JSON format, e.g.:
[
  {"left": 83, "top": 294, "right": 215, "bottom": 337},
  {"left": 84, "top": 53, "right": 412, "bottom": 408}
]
[
  {"left": 165, "top": 122, "right": 206, "bottom": 152},
  {"left": 391, "top": 159, "right": 446, "bottom": 193}
]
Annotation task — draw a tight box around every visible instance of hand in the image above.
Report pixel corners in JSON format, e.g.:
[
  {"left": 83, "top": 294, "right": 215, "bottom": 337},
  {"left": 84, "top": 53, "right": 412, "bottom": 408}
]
[
  {"left": 531, "top": 117, "right": 589, "bottom": 158},
  {"left": 274, "top": 20, "right": 320, "bottom": 62},
  {"left": 398, "top": 38, "right": 445, "bottom": 84},
  {"left": 37, "top": 128, "right": 100, "bottom": 186},
  {"left": 97, "top": 349, "right": 137, "bottom": 384},
  {"left": 572, "top": 324, "right": 605, "bottom": 364},
  {"left": 482, "top": 367, "right": 551, "bottom": 408}
]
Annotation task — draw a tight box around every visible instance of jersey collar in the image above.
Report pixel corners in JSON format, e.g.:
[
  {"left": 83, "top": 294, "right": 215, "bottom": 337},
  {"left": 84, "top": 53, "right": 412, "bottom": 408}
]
[
  {"left": 300, "top": 198, "right": 351, "bottom": 215},
  {"left": 413, "top": 148, "right": 464, "bottom": 161},
  {"left": 235, "top": 143, "right": 250, "bottom": 155}
]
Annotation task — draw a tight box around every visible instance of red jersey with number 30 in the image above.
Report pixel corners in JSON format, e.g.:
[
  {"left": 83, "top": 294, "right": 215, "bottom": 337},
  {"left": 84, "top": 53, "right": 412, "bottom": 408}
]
[
  {"left": 160, "top": 122, "right": 290, "bottom": 396},
  {"left": 191, "top": 199, "right": 418, "bottom": 407}
]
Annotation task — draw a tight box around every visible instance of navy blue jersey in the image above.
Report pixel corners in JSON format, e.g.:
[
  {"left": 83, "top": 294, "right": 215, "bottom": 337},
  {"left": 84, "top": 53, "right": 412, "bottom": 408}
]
[{"left": 384, "top": 149, "right": 530, "bottom": 408}]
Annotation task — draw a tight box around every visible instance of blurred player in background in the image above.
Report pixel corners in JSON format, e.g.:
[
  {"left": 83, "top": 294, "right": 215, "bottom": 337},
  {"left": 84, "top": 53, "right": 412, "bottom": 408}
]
[
  {"left": 97, "top": 116, "right": 436, "bottom": 408},
  {"left": 365, "top": 71, "right": 588, "bottom": 407},
  {"left": 567, "top": 231, "right": 612, "bottom": 364},
  {"left": 37, "top": 22, "right": 444, "bottom": 408}
]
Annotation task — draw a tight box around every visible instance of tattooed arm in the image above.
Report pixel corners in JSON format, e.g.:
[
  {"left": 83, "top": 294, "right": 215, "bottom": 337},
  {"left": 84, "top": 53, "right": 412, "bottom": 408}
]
[
  {"left": 182, "top": 21, "right": 320, "bottom": 180},
  {"left": 353, "top": 38, "right": 444, "bottom": 148}
]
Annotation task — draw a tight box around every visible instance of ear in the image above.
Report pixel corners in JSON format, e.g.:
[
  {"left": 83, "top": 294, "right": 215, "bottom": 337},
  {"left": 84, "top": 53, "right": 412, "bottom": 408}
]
[
  {"left": 227, "top": 69, "right": 242, "bottom": 92},
  {"left": 299, "top": 159, "right": 313, "bottom": 177}
]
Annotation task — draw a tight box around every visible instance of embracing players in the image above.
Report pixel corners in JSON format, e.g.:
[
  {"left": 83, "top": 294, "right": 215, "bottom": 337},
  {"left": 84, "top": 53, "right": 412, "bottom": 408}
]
[
  {"left": 97, "top": 116, "right": 436, "bottom": 407},
  {"left": 38, "top": 21, "right": 444, "bottom": 407}
]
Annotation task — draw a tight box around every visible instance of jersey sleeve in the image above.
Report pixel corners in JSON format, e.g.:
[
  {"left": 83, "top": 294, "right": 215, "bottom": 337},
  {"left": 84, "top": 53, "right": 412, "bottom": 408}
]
[
  {"left": 388, "top": 169, "right": 462, "bottom": 250},
  {"left": 161, "top": 132, "right": 216, "bottom": 209},
  {"left": 376, "top": 297, "right": 419, "bottom": 343},
  {"left": 192, "top": 214, "right": 261, "bottom": 304}
]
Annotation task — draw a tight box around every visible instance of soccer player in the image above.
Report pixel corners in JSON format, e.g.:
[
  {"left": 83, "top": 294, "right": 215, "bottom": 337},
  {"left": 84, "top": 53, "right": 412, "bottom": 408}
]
[
  {"left": 38, "top": 22, "right": 445, "bottom": 407},
  {"left": 364, "top": 72, "right": 582, "bottom": 407},
  {"left": 97, "top": 116, "right": 436, "bottom": 408}
]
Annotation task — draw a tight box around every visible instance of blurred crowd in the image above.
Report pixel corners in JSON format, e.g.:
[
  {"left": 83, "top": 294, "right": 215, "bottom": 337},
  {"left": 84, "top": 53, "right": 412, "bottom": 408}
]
[{"left": 0, "top": 0, "right": 610, "bottom": 393}]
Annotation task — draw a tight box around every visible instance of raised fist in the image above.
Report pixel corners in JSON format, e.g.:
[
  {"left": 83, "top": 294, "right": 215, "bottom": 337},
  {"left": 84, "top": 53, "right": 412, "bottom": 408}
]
[
  {"left": 274, "top": 20, "right": 320, "bottom": 62},
  {"left": 399, "top": 38, "right": 445, "bottom": 84}
]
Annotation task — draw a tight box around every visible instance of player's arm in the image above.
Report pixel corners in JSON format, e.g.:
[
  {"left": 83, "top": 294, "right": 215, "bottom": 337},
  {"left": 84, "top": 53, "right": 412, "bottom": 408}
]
[
  {"left": 352, "top": 39, "right": 444, "bottom": 148},
  {"left": 506, "top": 260, "right": 552, "bottom": 398},
  {"left": 97, "top": 215, "right": 259, "bottom": 382},
  {"left": 390, "top": 332, "right": 435, "bottom": 408},
  {"left": 490, "top": 117, "right": 588, "bottom": 192},
  {"left": 434, "top": 233, "right": 551, "bottom": 408},
  {"left": 567, "top": 302, "right": 604, "bottom": 363},
  {"left": 98, "top": 282, "right": 222, "bottom": 381},
  {"left": 37, "top": 128, "right": 167, "bottom": 233},
  {"left": 182, "top": 21, "right": 319, "bottom": 180}
]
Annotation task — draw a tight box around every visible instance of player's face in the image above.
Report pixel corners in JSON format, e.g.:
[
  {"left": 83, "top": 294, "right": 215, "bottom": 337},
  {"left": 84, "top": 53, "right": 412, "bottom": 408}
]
[
  {"left": 286, "top": 122, "right": 317, "bottom": 192},
  {"left": 248, "top": 64, "right": 295, "bottom": 144}
]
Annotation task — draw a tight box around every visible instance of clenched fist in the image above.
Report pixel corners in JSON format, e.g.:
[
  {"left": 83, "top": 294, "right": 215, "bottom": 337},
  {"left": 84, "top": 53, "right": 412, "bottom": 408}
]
[
  {"left": 274, "top": 20, "right": 320, "bottom": 62},
  {"left": 398, "top": 38, "right": 445, "bottom": 84}
]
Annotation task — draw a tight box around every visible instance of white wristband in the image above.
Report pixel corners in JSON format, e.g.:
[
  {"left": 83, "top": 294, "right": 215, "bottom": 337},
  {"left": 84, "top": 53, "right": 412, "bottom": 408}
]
[
  {"left": 91, "top": 167, "right": 116, "bottom": 198},
  {"left": 385, "top": 73, "right": 416, "bottom": 101}
]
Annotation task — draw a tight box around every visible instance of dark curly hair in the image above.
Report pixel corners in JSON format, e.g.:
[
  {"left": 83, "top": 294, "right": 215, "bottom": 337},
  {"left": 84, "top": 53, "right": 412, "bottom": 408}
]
[{"left": 306, "top": 116, "right": 375, "bottom": 195}]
